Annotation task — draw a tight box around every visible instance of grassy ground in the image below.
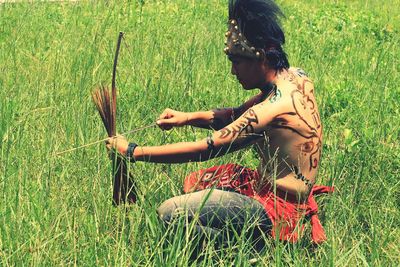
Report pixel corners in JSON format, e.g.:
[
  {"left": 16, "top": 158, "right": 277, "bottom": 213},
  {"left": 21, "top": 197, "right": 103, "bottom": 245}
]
[{"left": 1, "top": 0, "right": 399, "bottom": 265}]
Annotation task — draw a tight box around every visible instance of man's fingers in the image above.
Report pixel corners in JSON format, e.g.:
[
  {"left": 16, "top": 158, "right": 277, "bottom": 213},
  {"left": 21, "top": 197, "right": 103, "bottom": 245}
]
[
  {"left": 105, "top": 137, "right": 116, "bottom": 146},
  {"left": 156, "top": 118, "right": 165, "bottom": 125},
  {"left": 105, "top": 137, "right": 118, "bottom": 149},
  {"left": 159, "top": 112, "right": 167, "bottom": 120},
  {"left": 157, "top": 118, "right": 175, "bottom": 130},
  {"left": 159, "top": 109, "right": 172, "bottom": 120},
  {"left": 105, "top": 135, "right": 126, "bottom": 145},
  {"left": 156, "top": 118, "right": 169, "bottom": 125}
]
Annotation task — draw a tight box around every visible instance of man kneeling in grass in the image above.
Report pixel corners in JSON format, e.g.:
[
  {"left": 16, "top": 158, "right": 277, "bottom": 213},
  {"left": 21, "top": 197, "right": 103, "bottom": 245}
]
[{"left": 106, "top": 0, "right": 332, "bottom": 248}]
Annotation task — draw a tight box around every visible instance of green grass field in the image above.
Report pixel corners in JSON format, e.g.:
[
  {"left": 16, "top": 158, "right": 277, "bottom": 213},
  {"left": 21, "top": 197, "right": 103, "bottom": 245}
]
[{"left": 1, "top": 0, "right": 399, "bottom": 265}]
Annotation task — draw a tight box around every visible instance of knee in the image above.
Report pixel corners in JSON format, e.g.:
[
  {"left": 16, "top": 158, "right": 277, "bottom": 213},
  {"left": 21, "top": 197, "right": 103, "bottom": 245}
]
[{"left": 157, "top": 197, "right": 182, "bottom": 223}]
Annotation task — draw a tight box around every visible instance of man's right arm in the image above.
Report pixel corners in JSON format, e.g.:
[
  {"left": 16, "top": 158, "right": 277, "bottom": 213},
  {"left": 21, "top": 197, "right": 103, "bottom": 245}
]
[
  {"left": 157, "top": 93, "right": 264, "bottom": 131},
  {"left": 187, "top": 92, "right": 265, "bottom": 130},
  {"left": 186, "top": 108, "right": 238, "bottom": 130},
  {"left": 156, "top": 107, "right": 239, "bottom": 131}
]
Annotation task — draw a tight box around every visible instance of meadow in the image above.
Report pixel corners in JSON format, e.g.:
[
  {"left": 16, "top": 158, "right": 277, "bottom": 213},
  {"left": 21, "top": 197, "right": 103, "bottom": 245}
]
[{"left": 0, "top": 0, "right": 399, "bottom": 265}]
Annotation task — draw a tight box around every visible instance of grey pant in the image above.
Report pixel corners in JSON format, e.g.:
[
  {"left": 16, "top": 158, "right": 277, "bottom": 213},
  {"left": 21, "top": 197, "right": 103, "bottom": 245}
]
[{"left": 157, "top": 189, "right": 272, "bottom": 244}]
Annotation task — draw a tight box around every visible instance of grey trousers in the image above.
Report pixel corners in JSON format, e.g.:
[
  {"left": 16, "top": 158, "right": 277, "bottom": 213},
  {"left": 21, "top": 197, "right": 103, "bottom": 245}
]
[{"left": 157, "top": 189, "right": 272, "bottom": 244}]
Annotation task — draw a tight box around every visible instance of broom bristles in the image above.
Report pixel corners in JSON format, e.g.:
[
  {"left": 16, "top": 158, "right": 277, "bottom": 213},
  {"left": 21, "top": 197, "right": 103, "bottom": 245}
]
[
  {"left": 91, "top": 86, "right": 116, "bottom": 137},
  {"left": 91, "top": 85, "right": 136, "bottom": 205}
]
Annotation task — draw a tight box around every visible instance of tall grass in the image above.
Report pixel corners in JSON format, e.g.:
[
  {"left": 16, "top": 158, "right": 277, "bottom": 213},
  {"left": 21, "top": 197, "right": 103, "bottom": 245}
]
[{"left": 0, "top": 0, "right": 399, "bottom": 265}]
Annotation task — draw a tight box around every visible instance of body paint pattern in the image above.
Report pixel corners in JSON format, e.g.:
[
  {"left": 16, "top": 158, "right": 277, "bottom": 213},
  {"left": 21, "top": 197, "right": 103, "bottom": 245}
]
[
  {"left": 219, "top": 108, "right": 260, "bottom": 139},
  {"left": 211, "top": 108, "right": 234, "bottom": 130},
  {"left": 294, "top": 166, "right": 314, "bottom": 190},
  {"left": 269, "top": 88, "right": 282, "bottom": 103},
  {"left": 270, "top": 70, "right": 322, "bottom": 173}
]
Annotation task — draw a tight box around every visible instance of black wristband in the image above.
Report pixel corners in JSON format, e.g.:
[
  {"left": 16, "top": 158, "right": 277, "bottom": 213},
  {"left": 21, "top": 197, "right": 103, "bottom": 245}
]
[{"left": 126, "top": 142, "right": 138, "bottom": 162}]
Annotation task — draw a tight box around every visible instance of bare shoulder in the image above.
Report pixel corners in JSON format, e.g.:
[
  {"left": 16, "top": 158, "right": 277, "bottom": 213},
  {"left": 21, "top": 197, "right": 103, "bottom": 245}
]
[
  {"left": 275, "top": 68, "right": 315, "bottom": 95},
  {"left": 267, "top": 67, "right": 321, "bottom": 129}
]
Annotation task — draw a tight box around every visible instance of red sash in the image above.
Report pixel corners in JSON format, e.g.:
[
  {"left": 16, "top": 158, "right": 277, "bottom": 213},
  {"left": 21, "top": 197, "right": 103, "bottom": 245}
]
[{"left": 183, "top": 164, "right": 334, "bottom": 243}]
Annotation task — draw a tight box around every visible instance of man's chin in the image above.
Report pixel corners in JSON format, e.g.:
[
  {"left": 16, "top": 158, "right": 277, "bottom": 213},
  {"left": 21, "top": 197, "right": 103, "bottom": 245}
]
[{"left": 240, "top": 83, "right": 255, "bottom": 90}]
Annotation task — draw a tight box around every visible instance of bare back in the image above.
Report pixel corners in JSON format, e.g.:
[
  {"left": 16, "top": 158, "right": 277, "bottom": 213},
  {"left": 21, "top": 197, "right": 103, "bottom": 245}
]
[{"left": 253, "top": 68, "right": 322, "bottom": 196}]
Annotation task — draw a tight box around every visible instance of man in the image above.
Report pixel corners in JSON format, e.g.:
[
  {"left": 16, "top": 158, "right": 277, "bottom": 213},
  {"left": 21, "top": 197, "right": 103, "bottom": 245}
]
[{"left": 107, "top": 0, "right": 332, "bottom": 245}]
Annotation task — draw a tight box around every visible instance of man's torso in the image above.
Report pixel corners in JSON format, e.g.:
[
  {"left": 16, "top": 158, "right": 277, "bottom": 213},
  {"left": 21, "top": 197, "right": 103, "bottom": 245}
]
[{"left": 252, "top": 67, "right": 322, "bottom": 196}]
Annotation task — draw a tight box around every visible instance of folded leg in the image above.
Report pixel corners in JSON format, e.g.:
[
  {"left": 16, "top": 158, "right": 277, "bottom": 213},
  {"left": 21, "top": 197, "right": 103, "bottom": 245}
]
[{"left": 157, "top": 189, "right": 271, "bottom": 246}]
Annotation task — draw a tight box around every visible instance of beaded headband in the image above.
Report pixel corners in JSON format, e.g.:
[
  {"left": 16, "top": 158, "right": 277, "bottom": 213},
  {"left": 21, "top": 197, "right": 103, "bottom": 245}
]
[{"left": 224, "top": 19, "right": 265, "bottom": 59}]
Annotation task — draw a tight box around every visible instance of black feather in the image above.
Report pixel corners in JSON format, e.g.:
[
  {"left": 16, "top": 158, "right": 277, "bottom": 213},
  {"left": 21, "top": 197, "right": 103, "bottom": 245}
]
[
  {"left": 229, "top": 0, "right": 285, "bottom": 47},
  {"left": 228, "top": 0, "right": 289, "bottom": 69}
]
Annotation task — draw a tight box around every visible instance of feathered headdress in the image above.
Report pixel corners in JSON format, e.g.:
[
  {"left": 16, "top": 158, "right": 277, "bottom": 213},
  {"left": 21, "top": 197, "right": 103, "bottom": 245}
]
[{"left": 225, "top": 0, "right": 288, "bottom": 68}]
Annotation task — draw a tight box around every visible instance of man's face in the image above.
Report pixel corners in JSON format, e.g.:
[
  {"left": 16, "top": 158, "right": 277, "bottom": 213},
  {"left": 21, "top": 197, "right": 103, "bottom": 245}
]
[{"left": 228, "top": 55, "right": 268, "bottom": 90}]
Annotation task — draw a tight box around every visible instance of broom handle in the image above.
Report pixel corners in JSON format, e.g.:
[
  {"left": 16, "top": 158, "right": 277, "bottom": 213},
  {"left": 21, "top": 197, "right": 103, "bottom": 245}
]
[
  {"left": 112, "top": 32, "right": 124, "bottom": 93},
  {"left": 111, "top": 32, "right": 124, "bottom": 136},
  {"left": 111, "top": 31, "right": 136, "bottom": 205}
]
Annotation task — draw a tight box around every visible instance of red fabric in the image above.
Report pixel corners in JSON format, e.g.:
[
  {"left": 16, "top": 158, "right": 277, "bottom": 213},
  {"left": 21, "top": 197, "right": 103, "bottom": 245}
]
[{"left": 183, "top": 164, "right": 334, "bottom": 243}]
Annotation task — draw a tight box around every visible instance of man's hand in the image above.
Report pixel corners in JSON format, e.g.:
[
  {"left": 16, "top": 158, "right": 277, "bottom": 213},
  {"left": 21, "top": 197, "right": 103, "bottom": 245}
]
[
  {"left": 105, "top": 135, "right": 129, "bottom": 156},
  {"left": 156, "top": 108, "right": 189, "bottom": 130}
]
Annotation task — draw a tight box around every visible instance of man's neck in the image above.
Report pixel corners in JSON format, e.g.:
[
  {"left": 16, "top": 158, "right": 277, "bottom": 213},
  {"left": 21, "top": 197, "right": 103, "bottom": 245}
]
[{"left": 259, "top": 68, "right": 278, "bottom": 94}]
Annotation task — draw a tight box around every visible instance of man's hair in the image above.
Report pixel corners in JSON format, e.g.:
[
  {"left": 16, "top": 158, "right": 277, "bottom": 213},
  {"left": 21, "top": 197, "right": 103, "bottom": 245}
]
[{"left": 228, "top": 0, "right": 289, "bottom": 70}]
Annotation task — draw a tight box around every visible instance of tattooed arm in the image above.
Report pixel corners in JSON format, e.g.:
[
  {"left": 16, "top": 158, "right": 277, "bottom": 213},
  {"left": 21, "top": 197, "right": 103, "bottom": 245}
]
[
  {"left": 109, "top": 100, "right": 286, "bottom": 163},
  {"left": 184, "top": 107, "right": 240, "bottom": 130},
  {"left": 156, "top": 93, "right": 265, "bottom": 131},
  {"left": 206, "top": 101, "right": 281, "bottom": 156}
]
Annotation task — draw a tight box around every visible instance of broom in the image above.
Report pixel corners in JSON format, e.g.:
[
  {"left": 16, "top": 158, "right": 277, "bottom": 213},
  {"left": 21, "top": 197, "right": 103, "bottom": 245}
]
[{"left": 91, "top": 32, "right": 137, "bottom": 205}]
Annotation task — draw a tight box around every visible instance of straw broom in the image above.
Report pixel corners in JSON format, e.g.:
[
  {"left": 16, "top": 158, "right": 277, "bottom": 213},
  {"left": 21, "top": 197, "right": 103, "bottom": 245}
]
[{"left": 91, "top": 32, "right": 136, "bottom": 205}]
